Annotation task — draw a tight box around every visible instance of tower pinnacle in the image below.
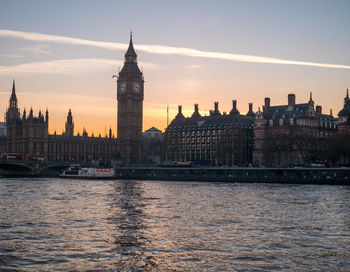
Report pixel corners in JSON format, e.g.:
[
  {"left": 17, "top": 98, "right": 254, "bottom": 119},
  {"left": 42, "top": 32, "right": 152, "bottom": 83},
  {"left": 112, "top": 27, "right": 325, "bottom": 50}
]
[
  {"left": 9, "top": 79, "right": 18, "bottom": 108},
  {"left": 125, "top": 31, "right": 137, "bottom": 62}
]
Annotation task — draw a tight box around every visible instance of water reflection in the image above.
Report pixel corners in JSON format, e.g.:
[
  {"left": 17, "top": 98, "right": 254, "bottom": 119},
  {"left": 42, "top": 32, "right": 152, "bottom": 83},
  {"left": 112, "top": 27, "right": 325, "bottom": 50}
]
[
  {"left": 0, "top": 179, "right": 349, "bottom": 271},
  {"left": 107, "top": 180, "right": 157, "bottom": 270}
]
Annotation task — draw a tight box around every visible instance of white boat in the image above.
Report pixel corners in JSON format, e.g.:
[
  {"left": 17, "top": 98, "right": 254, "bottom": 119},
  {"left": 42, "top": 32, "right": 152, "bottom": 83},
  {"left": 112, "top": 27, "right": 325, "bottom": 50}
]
[{"left": 60, "top": 164, "right": 115, "bottom": 179}]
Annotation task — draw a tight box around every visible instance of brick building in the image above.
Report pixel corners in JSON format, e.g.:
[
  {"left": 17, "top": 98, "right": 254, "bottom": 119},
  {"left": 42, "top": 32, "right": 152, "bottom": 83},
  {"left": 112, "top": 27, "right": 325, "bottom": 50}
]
[
  {"left": 165, "top": 101, "right": 254, "bottom": 166},
  {"left": 254, "top": 93, "right": 337, "bottom": 167}
]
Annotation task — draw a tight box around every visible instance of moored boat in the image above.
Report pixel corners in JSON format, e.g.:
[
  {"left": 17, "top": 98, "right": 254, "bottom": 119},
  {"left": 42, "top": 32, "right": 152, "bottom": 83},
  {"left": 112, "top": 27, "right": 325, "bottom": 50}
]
[{"left": 60, "top": 164, "right": 115, "bottom": 179}]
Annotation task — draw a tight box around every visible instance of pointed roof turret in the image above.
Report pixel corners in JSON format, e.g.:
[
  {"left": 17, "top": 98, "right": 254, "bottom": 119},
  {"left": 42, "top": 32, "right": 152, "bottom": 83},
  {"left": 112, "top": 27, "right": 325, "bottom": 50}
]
[
  {"left": 9, "top": 79, "right": 18, "bottom": 108},
  {"left": 338, "top": 89, "right": 350, "bottom": 117},
  {"left": 119, "top": 32, "right": 142, "bottom": 76},
  {"left": 344, "top": 88, "right": 350, "bottom": 105},
  {"left": 308, "top": 91, "right": 314, "bottom": 106},
  {"left": 125, "top": 30, "right": 137, "bottom": 61},
  {"left": 29, "top": 107, "right": 33, "bottom": 119}
]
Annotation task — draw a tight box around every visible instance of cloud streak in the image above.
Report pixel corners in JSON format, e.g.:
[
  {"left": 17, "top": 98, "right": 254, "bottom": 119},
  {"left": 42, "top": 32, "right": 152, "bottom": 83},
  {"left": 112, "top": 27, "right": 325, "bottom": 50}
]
[
  {"left": 0, "top": 58, "right": 158, "bottom": 75},
  {"left": 0, "top": 29, "right": 350, "bottom": 70}
]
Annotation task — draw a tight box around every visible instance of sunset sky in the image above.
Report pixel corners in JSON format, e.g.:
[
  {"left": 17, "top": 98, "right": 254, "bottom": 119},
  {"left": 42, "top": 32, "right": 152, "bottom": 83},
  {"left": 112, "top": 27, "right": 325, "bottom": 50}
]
[{"left": 0, "top": 0, "right": 349, "bottom": 136}]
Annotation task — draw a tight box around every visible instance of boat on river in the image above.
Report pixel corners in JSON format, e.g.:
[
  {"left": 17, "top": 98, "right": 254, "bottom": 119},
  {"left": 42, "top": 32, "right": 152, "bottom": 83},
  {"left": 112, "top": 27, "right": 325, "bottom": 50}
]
[{"left": 60, "top": 164, "right": 115, "bottom": 179}]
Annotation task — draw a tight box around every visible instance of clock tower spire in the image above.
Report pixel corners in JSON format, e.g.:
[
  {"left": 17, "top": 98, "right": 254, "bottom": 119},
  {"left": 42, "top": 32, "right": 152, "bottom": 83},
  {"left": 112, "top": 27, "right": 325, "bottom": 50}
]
[{"left": 116, "top": 33, "right": 144, "bottom": 165}]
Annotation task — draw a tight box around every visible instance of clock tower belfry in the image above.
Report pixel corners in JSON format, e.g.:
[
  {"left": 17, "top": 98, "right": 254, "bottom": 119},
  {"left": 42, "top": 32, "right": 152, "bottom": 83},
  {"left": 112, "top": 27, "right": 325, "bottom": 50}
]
[{"left": 116, "top": 32, "right": 144, "bottom": 165}]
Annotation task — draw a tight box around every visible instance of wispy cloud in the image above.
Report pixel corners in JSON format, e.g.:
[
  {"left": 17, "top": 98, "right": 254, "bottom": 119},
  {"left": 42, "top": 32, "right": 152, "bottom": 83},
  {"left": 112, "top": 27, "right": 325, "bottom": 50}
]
[
  {"left": 20, "top": 44, "right": 51, "bottom": 55},
  {"left": 0, "top": 54, "right": 23, "bottom": 58},
  {"left": 1, "top": 29, "right": 350, "bottom": 70},
  {"left": 0, "top": 58, "right": 158, "bottom": 75}
]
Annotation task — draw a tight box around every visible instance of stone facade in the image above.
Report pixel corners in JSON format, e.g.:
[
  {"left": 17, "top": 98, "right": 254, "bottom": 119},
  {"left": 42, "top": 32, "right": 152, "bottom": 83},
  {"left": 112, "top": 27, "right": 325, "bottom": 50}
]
[
  {"left": 1, "top": 83, "right": 119, "bottom": 166},
  {"left": 1, "top": 34, "right": 144, "bottom": 166},
  {"left": 165, "top": 101, "right": 254, "bottom": 166},
  {"left": 116, "top": 33, "right": 144, "bottom": 165}
]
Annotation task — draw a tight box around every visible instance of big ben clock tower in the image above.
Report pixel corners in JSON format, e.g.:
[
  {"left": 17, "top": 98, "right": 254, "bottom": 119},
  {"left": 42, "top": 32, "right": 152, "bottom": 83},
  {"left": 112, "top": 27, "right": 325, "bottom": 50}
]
[{"left": 116, "top": 32, "right": 144, "bottom": 165}]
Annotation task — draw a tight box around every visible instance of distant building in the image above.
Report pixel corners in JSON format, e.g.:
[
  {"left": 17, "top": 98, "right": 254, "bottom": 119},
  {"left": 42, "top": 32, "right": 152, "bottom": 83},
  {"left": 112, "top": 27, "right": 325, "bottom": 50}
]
[
  {"left": 0, "top": 122, "right": 6, "bottom": 137},
  {"left": 142, "top": 127, "right": 164, "bottom": 165},
  {"left": 165, "top": 101, "right": 254, "bottom": 166},
  {"left": 254, "top": 93, "right": 337, "bottom": 167},
  {"left": 338, "top": 89, "right": 350, "bottom": 133},
  {"left": 1, "top": 34, "right": 145, "bottom": 166},
  {"left": 1, "top": 81, "right": 119, "bottom": 165}
]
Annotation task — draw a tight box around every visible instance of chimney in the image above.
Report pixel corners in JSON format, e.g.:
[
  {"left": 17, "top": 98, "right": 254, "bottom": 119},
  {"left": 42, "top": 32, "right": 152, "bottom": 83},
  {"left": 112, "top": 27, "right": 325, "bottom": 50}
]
[
  {"left": 247, "top": 102, "right": 255, "bottom": 117},
  {"left": 176, "top": 105, "right": 184, "bottom": 118},
  {"left": 288, "top": 94, "right": 295, "bottom": 106},
  {"left": 192, "top": 103, "right": 201, "bottom": 118},
  {"left": 212, "top": 101, "right": 221, "bottom": 116},
  {"left": 230, "top": 99, "right": 240, "bottom": 115},
  {"left": 316, "top": 105, "right": 322, "bottom": 114},
  {"left": 232, "top": 100, "right": 237, "bottom": 110},
  {"left": 264, "top": 97, "right": 270, "bottom": 110},
  {"left": 214, "top": 102, "right": 219, "bottom": 112}
]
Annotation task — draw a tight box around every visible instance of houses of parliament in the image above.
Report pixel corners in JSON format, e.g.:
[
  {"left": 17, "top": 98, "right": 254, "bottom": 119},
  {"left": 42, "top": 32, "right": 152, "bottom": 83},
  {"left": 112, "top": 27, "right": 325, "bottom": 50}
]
[
  {"left": 0, "top": 34, "right": 144, "bottom": 166},
  {"left": 1, "top": 33, "right": 350, "bottom": 167}
]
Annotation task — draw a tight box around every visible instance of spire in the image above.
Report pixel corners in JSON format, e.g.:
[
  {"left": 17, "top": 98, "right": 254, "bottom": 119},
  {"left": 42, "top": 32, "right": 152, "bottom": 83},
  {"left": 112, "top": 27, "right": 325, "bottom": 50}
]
[
  {"left": 29, "top": 107, "right": 33, "bottom": 119},
  {"left": 125, "top": 30, "right": 137, "bottom": 62},
  {"left": 9, "top": 79, "right": 18, "bottom": 108},
  {"left": 308, "top": 91, "right": 314, "bottom": 105},
  {"left": 344, "top": 88, "right": 350, "bottom": 105}
]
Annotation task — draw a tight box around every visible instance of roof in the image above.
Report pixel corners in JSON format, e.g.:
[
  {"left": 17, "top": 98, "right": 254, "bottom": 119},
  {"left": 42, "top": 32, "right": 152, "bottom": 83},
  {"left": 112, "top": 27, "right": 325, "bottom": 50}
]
[
  {"left": 125, "top": 35, "right": 137, "bottom": 58},
  {"left": 338, "top": 90, "right": 350, "bottom": 117},
  {"left": 262, "top": 103, "right": 336, "bottom": 126},
  {"left": 119, "top": 62, "right": 142, "bottom": 75},
  {"left": 145, "top": 127, "right": 162, "bottom": 133},
  {"left": 166, "top": 114, "right": 254, "bottom": 132}
]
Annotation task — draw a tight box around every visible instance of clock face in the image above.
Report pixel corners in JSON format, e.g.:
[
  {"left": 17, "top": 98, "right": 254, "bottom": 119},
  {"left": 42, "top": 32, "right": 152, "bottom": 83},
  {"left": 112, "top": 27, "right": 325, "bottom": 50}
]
[
  {"left": 132, "top": 82, "right": 141, "bottom": 93},
  {"left": 119, "top": 82, "right": 126, "bottom": 92}
]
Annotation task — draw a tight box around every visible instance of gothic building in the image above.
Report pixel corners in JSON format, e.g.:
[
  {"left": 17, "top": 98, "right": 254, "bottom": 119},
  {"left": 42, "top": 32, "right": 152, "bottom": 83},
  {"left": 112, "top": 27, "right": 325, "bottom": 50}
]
[
  {"left": 5, "top": 80, "right": 49, "bottom": 158},
  {"left": 165, "top": 101, "right": 254, "bottom": 166},
  {"left": 253, "top": 93, "right": 338, "bottom": 167},
  {"left": 0, "top": 81, "right": 119, "bottom": 165},
  {"left": 1, "top": 34, "right": 144, "bottom": 166},
  {"left": 116, "top": 33, "right": 144, "bottom": 165}
]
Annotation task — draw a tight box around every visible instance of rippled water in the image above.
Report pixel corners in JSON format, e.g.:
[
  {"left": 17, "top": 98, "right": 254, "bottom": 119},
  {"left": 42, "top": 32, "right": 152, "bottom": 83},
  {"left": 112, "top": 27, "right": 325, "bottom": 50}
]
[{"left": 0, "top": 179, "right": 349, "bottom": 271}]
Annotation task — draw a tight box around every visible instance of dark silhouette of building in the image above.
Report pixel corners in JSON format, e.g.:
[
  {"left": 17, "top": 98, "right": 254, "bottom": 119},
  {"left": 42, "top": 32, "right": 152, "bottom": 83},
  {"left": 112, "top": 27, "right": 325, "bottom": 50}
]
[
  {"left": 254, "top": 93, "right": 337, "bottom": 167},
  {"left": 338, "top": 89, "right": 350, "bottom": 133},
  {"left": 5, "top": 80, "right": 49, "bottom": 159},
  {"left": 1, "top": 34, "right": 146, "bottom": 166},
  {"left": 1, "top": 82, "right": 119, "bottom": 165},
  {"left": 165, "top": 101, "right": 254, "bottom": 166},
  {"left": 142, "top": 127, "right": 164, "bottom": 165},
  {"left": 116, "top": 32, "right": 144, "bottom": 165}
]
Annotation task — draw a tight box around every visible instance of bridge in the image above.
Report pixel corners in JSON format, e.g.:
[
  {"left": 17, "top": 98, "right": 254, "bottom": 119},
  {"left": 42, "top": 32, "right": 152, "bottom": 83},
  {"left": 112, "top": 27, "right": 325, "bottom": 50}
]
[{"left": 0, "top": 160, "right": 71, "bottom": 177}]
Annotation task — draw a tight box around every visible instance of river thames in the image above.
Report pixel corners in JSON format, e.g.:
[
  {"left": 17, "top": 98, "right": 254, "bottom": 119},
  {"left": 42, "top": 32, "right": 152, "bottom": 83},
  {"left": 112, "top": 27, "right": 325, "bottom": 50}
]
[{"left": 0, "top": 178, "right": 349, "bottom": 271}]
